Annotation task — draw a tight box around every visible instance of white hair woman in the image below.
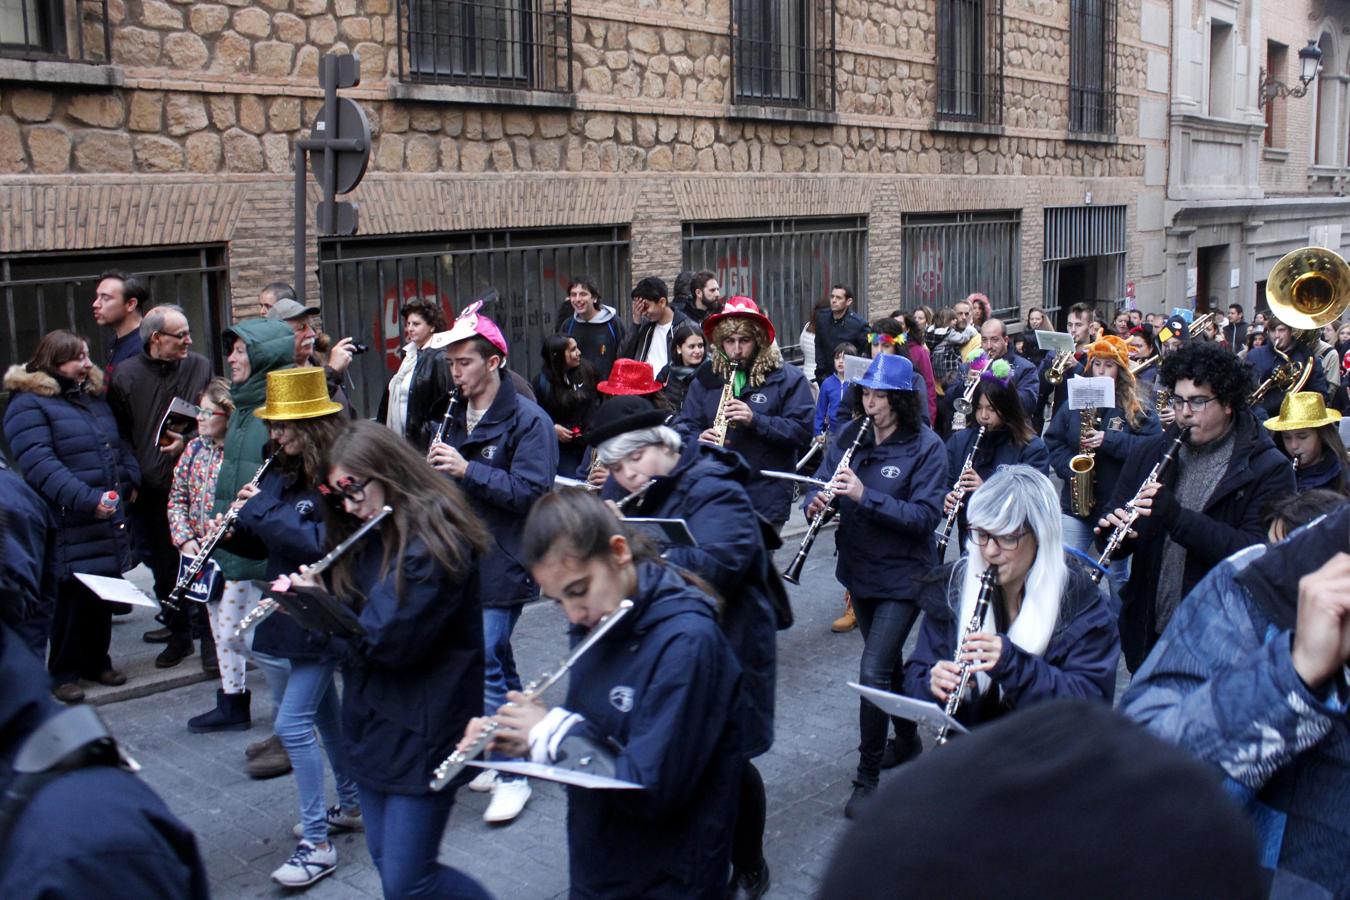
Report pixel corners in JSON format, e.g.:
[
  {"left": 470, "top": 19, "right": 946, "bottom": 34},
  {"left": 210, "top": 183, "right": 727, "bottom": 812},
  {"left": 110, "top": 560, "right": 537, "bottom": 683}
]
[{"left": 904, "top": 465, "right": 1120, "bottom": 732}]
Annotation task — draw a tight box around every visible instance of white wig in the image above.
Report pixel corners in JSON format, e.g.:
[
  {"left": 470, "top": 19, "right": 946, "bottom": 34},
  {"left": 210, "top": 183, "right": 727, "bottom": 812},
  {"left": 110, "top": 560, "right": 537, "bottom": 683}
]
[
  {"left": 595, "top": 425, "right": 682, "bottom": 467},
  {"left": 956, "top": 464, "right": 1067, "bottom": 689}
]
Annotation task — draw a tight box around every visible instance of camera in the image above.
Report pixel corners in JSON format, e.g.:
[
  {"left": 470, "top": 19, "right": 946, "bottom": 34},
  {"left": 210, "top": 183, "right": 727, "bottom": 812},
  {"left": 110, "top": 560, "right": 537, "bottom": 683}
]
[{"left": 349, "top": 341, "right": 370, "bottom": 355}]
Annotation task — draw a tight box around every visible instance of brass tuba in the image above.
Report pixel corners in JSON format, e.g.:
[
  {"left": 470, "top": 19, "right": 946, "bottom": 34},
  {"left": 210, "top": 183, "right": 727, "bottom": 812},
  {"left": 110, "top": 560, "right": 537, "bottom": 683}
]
[{"left": 1248, "top": 246, "right": 1350, "bottom": 406}]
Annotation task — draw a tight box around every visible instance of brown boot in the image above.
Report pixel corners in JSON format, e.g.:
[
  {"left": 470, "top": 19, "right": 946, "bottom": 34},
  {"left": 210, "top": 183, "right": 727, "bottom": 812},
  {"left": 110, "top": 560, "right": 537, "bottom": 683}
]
[
  {"left": 831, "top": 593, "right": 856, "bottom": 633},
  {"left": 245, "top": 733, "right": 280, "bottom": 760},
  {"left": 246, "top": 735, "right": 293, "bottom": 779}
]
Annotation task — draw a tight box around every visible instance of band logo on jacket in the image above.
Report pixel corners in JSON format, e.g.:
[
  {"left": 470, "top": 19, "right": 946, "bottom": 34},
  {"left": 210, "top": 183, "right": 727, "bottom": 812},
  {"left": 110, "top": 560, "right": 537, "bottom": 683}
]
[
  {"left": 608, "top": 685, "right": 635, "bottom": 713},
  {"left": 294, "top": 499, "right": 315, "bottom": 516},
  {"left": 748, "top": 392, "right": 768, "bottom": 405},
  {"left": 881, "top": 465, "right": 902, "bottom": 479},
  {"left": 480, "top": 445, "right": 498, "bottom": 460}
]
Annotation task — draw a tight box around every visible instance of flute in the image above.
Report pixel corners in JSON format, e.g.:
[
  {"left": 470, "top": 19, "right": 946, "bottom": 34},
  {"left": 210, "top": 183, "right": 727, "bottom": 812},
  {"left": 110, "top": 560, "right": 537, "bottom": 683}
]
[{"left": 232, "top": 505, "right": 393, "bottom": 640}]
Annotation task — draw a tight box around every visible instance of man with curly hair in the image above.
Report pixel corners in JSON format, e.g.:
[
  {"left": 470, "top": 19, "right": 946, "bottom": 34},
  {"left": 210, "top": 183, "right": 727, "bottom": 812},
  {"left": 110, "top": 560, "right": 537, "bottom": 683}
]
[
  {"left": 1097, "top": 341, "right": 1295, "bottom": 670},
  {"left": 677, "top": 296, "right": 815, "bottom": 531}
]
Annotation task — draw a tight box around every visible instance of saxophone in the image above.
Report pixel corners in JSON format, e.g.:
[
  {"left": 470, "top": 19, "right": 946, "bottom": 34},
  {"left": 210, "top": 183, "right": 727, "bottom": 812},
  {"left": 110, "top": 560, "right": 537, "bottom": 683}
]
[
  {"left": 936, "top": 564, "right": 999, "bottom": 744},
  {"left": 709, "top": 360, "right": 740, "bottom": 446},
  {"left": 1068, "top": 408, "right": 1097, "bottom": 518}
]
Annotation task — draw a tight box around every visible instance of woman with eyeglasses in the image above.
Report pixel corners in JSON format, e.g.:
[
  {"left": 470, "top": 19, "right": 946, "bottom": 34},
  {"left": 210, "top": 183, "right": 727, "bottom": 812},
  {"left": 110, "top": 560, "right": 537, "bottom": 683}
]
[
  {"left": 286, "top": 420, "right": 493, "bottom": 899},
  {"left": 1096, "top": 342, "right": 1294, "bottom": 671},
  {"left": 905, "top": 465, "right": 1119, "bottom": 732},
  {"left": 225, "top": 367, "right": 361, "bottom": 889}
]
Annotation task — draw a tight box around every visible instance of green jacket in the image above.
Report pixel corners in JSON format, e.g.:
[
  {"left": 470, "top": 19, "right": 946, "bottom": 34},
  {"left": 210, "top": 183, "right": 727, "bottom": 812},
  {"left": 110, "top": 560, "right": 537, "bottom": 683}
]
[{"left": 213, "top": 318, "right": 295, "bottom": 580}]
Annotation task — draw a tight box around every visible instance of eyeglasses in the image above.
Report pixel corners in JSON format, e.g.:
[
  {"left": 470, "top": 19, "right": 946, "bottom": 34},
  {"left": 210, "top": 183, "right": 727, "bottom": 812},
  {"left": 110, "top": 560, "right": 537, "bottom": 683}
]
[
  {"left": 156, "top": 329, "right": 191, "bottom": 341},
  {"left": 970, "top": 528, "right": 1028, "bottom": 551},
  {"left": 196, "top": 409, "right": 227, "bottom": 419},
  {"left": 326, "top": 476, "right": 373, "bottom": 503},
  {"left": 1168, "top": 394, "right": 1217, "bottom": 412}
]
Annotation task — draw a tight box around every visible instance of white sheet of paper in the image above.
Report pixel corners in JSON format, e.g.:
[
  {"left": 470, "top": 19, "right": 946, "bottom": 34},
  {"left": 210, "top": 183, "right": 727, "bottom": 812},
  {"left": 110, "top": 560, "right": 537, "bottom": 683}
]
[
  {"left": 74, "top": 573, "right": 159, "bottom": 609},
  {"left": 843, "top": 354, "right": 871, "bottom": 382},
  {"left": 1035, "top": 330, "right": 1075, "bottom": 355},
  {"left": 468, "top": 760, "right": 643, "bottom": 790},
  {"left": 848, "top": 682, "right": 969, "bottom": 735},
  {"left": 1066, "top": 375, "right": 1116, "bottom": 410}
]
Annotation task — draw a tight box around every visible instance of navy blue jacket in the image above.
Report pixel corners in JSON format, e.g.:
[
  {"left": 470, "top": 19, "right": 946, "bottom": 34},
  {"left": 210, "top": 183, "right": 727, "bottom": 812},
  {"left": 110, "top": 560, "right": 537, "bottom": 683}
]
[
  {"left": 677, "top": 360, "right": 815, "bottom": 526},
  {"left": 601, "top": 442, "right": 778, "bottom": 757},
  {"left": 1294, "top": 449, "right": 1344, "bottom": 493},
  {"left": 1248, "top": 342, "right": 1329, "bottom": 418},
  {"left": 2, "top": 366, "right": 139, "bottom": 581},
  {"left": 559, "top": 561, "right": 743, "bottom": 899},
  {"left": 339, "top": 536, "right": 484, "bottom": 795},
  {"left": 0, "top": 624, "right": 209, "bottom": 899},
  {"left": 945, "top": 424, "right": 1049, "bottom": 486},
  {"left": 232, "top": 464, "right": 331, "bottom": 661},
  {"left": 804, "top": 418, "right": 948, "bottom": 600},
  {"left": 903, "top": 557, "right": 1120, "bottom": 725},
  {"left": 0, "top": 462, "right": 54, "bottom": 648},
  {"left": 427, "top": 375, "right": 557, "bottom": 607},
  {"left": 1045, "top": 401, "right": 1161, "bottom": 520},
  {"left": 1104, "top": 414, "right": 1296, "bottom": 670}
]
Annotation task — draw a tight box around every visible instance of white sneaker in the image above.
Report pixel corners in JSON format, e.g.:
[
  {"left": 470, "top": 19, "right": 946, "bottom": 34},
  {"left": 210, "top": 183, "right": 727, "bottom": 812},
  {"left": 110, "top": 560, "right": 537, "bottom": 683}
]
[
  {"left": 270, "top": 840, "right": 336, "bottom": 887},
  {"left": 482, "top": 777, "right": 531, "bottom": 823},
  {"left": 468, "top": 768, "right": 497, "bottom": 792}
]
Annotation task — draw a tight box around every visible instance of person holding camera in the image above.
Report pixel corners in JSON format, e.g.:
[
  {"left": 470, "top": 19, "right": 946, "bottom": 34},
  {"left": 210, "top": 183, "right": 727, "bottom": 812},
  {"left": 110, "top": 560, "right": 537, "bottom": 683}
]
[{"left": 265, "top": 296, "right": 357, "bottom": 416}]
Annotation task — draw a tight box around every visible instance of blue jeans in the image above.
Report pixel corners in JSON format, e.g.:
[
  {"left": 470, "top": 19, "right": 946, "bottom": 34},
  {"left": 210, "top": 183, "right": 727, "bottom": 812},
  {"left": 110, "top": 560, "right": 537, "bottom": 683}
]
[
  {"left": 359, "top": 786, "right": 491, "bottom": 899},
  {"left": 248, "top": 646, "right": 291, "bottom": 712},
  {"left": 483, "top": 606, "right": 523, "bottom": 766},
  {"left": 853, "top": 597, "right": 921, "bottom": 785},
  {"left": 275, "top": 659, "right": 360, "bottom": 844}
]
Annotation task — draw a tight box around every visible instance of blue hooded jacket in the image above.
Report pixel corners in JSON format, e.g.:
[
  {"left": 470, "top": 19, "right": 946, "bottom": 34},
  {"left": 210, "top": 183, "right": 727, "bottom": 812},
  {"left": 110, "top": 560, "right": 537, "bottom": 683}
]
[
  {"left": 557, "top": 561, "right": 743, "bottom": 899},
  {"left": 676, "top": 359, "right": 815, "bottom": 526},
  {"left": 804, "top": 417, "right": 948, "bottom": 599},
  {"left": 429, "top": 373, "right": 557, "bottom": 607},
  {"left": 0, "top": 461, "right": 54, "bottom": 653},
  {"left": 2, "top": 364, "right": 139, "bottom": 581},
  {"left": 601, "top": 440, "right": 778, "bottom": 756}
]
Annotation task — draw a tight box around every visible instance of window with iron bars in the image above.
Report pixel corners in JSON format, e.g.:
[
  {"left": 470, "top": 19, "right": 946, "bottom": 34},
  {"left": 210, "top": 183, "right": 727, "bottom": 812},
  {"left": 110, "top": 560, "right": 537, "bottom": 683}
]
[
  {"left": 937, "top": 0, "right": 1004, "bottom": 123},
  {"left": 682, "top": 216, "right": 867, "bottom": 358},
  {"left": 732, "top": 0, "right": 836, "bottom": 111},
  {"left": 0, "top": 244, "right": 229, "bottom": 396},
  {"left": 318, "top": 226, "right": 630, "bottom": 416},
  {"left": 0, "top": 0, "right": 111, "bottom": 63},
  {"left": 901, "top": 211, "right": 1021, "bottom": 318},
  {"left": 398, "top": 0, "right": 572, "bottom": 92},
  {"left": 1069, "top": 0, "right": 1117, "bottom": 134}
]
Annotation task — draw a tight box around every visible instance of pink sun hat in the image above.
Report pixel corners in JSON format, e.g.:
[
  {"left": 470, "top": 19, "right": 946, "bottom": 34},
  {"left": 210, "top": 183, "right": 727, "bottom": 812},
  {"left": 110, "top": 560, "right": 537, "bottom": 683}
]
[{"left": 443, "top": 299, "right": 508, "bottom": 356}]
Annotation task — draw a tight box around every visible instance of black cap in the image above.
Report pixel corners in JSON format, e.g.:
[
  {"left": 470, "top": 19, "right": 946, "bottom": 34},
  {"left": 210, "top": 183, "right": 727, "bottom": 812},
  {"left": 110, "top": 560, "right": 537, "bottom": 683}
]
[{"left": 584, "top": 395, "right": 669, "bottom": 447}]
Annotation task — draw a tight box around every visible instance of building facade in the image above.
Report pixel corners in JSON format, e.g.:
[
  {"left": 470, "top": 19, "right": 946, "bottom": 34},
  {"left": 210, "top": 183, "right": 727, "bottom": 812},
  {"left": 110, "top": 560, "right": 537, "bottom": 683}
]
[{"left": 0, "top": 0, "right": 1165, "bottom": 414}]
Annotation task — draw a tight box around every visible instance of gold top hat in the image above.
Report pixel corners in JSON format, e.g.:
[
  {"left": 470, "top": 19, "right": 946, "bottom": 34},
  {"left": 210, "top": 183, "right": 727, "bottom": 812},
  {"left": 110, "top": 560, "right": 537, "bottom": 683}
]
[
  {"left": 254, "top": 368, "right": 344, "bottom": 421},
  {"left": 1263, "top": 391, "right": 1342, "bottom": 432}
]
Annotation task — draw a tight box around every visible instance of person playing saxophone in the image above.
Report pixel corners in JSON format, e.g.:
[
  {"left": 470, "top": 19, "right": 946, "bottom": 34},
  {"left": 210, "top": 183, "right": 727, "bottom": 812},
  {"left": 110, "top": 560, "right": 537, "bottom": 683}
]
[
  {"left": 905, "top": 465, "right": 1119, "bottom": 736},
  {"left": 1045, "top": 335, "right": 1159, "bottom": 581},
  {"left": 800, "top": 354, "right": 946, "bottom": 819},
  {"left": 675, "top": 296, "right": 814, "bottom": 532}
]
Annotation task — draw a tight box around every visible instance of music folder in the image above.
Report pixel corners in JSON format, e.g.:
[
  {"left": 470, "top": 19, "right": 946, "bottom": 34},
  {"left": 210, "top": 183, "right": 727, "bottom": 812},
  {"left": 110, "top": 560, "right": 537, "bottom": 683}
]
[
  {"left": 74, "top": 573, "right": 159, "bottom": 609},
  {"left": 258, "top": 582, "right": 365, "bottom": 638},
  {"left": 467, "top": 760, "right": 643, "bottom": 790},
  {"left": 624, "top": 517, "right": 697, "bottom": 550},
  {"left": 156, "top": 397, "right": 201, "bottom": 447},
  {"left": 848, "top": 682, "right": 969, "bottom": 736}
]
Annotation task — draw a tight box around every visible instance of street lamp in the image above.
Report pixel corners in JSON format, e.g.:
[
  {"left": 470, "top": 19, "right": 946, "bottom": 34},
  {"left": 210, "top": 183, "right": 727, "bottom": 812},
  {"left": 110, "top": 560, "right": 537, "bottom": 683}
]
[{"left": 1259, "top": 39, "right": 1324, "bottom": 109}]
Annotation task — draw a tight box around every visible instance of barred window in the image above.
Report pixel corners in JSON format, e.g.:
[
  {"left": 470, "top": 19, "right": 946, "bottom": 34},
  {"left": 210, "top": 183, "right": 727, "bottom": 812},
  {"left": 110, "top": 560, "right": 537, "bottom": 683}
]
[
  {"left": 1069, "top": 0, "right": 1117, "bottom": 134},
  {"left": 399, "top": 0, "right": 572, "bottom": 92},
  {"left": 901, "top": 211, "right": 1020, "bottom": 317},
  {"left": 937, "top": 0, "right": 1003, "bottom": 123},
  {"left": 0, "top": 0, "right": 110, "bottom": 63},
  {"left": 732, "top": 0, "right": 836, "bottom": 111}
]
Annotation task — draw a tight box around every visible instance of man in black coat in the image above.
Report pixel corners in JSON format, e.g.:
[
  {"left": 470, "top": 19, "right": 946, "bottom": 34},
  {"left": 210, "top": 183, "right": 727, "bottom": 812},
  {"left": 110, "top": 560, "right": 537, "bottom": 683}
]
[
  {"left": 108, "top": 304, "right": 212, "bottom": 666},
  {"left": 1098, "top": 342, "right": 1295, "bottom": 670},
  {"left": 619, "top": 276, "right": 689, "bottom": 376},
  {"left": 1223, "top": 303, "right": 1249, "bottom": 349},
  {"left": 813, "top": 285, "right": 868, "bottom": 383}
]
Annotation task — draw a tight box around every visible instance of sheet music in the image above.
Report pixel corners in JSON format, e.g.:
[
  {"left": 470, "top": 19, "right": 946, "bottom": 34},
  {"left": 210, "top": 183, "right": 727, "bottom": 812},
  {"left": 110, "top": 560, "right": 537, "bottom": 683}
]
[
  {"left": 74, "top": 574, "right": 159, "bottom": 609},
  {"left": 842, "top": 354, "right": 871, "bottom": 382},
  {"left": 1035, "top": 330, "right": 1076, "bottom": 355},
  {"left": 848, "top": 682, "right": 969, "bottom": 735},
  {"left": 1066, "top": 375, "right": 1116, "bottom": 410},
  {"left": 468, "top": 760, "right": 643, "bottom": 790}
]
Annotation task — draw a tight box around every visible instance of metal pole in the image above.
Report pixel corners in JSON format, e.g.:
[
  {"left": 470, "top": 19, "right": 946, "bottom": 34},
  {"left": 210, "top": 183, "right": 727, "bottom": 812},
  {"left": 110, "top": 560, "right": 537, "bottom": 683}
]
[{"left": 294, "top": 142, "right": 307, "bottom": 305}]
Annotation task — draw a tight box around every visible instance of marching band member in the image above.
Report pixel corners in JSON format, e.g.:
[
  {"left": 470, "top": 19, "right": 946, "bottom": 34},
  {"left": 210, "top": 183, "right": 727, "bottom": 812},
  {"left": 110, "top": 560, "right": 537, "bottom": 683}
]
[
  {"left": 228, "top": 368, "right": 361, "bottom": 888},
  {"left": 1046, "top": 335, "right": 1160, "bottom": 571},
  {"left": 589, "top": 395, "right": 781, "bottom": 897},
  {"left": 1263, "top": 392, "right": 1349, "bottom": 495},
  {"left": 906, "top": 465, "right": 1119, "bottom": 729},
  {"left": 677, "top": 296, "right": 815, "bottom": 531},
  {"left": 467, "top": 489, "right": 744, "bottom": 898},
  {"left": 1097, "top": 342, "right": 1295, "bottom": 671},
  {"left": 1247, "top": 316, "right": 1329, "bottom": 418},
  {"left": 943, "top": 360, "right": 1050, "bottom": 551},
  {"left": 802, "top": 354, "right": 947, "bottom": 818},
  {"left": 426, "top": 301, "right": 557, "bottom": 824},
  {"left": 290, "top": 420, "right": 492, "bottom": 899}
]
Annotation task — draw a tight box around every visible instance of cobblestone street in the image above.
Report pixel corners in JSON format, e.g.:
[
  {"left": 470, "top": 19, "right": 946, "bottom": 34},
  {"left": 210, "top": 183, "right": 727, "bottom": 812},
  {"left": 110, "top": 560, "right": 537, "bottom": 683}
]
[{"left": 101, "top": 541, "right": 878, "bottom": 899}]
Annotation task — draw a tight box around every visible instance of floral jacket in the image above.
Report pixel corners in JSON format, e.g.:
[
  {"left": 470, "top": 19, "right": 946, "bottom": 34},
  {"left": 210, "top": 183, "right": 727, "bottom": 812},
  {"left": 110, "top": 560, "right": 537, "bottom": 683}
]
[{"left": 167, "top": 436, "right": 223, "bottom": 549}]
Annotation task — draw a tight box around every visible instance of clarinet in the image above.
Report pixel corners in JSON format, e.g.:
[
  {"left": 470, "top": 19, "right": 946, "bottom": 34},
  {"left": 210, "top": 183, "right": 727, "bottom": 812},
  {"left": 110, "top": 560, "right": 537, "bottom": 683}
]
[
  {"left": 934, "top": 425, "right": 985, "bottom": 553},
  {"left": 1091, "top": 427, "right": 1189, "bottom": 585},
  {"left": 432, "top": 387, "right": 462, "bottom": 447},
  {"left": 782, "top": 417, "right": 871, "bottom": 585},
  {"left": 231, "top": 505, "right": 392, "bottom": 640},
  {"left": 166, "top": 451, "right": 279, "bottom": 610},
  {"left": 936, "top": 564, "right": 999, "bottom": 745},
  {"left": 430, "top": 599, "right": 635, "bottom": 791}
]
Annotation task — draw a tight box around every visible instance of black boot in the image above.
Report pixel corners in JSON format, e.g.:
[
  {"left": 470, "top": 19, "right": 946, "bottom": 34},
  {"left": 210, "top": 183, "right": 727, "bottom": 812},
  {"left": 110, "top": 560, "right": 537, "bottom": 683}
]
[
  {"left": 880, "top": 724, "right": 924, "bottom": 769},
  {"left": 188, "top": 689, "right": 251, "bottom": 733},
  {"left": 155, "top": 639, "right": 194, "bottom": 668},
  {"left": 844, "top": 780, "right": 875, "bottom": 820}
]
